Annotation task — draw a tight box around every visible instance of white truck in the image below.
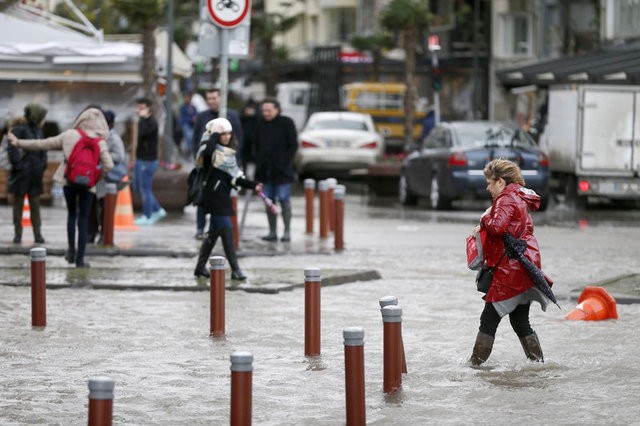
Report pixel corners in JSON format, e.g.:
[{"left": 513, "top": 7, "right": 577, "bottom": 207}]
[{"left": 542, "top": 85, "right": 640, "bottom": 208}]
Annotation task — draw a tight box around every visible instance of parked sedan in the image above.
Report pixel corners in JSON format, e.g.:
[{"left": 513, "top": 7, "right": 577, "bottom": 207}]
[
  {"left": 400, "top": 121, "right": 550, "bottom": 210},
  {"left": 296, "top": 111, "right": 384, "bottom": 178}
]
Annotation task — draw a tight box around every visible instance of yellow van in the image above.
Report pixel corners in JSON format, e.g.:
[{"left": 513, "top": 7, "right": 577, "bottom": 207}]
[{"left": 341, "top": 82, "right": 426, "bottom": 152}]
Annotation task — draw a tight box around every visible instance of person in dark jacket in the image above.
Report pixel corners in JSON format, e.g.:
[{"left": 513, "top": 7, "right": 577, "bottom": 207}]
[
  {"left": 191, "top": 88, "right": 244, "bottom": 240},
  {"left": 133, "top": 98, "right": 166, "bottom": 226},
  {"left": 8, "top": 104, "right": 48, "bottom": 244},
  {"left": 254, "top": 98, "right": 298, "bottom": 242},
  {"left": 193, "top": 118, "right": 262, "bottom": 280},
  {"left": 469, "top": 158, "right": 551, "bottom": 366}
]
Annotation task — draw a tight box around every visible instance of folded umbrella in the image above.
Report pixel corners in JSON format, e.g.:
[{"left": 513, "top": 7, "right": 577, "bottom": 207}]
[{"left": 503, "top": 233, "right": 561, "bottom": 308}]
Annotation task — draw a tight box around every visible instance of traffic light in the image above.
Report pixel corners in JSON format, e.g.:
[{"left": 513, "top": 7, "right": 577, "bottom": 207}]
[{"left": 432, "top": 65, "right": 442, "bottom": 92}]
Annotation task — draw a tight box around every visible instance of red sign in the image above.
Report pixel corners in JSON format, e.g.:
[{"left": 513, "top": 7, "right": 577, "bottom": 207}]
[{"left": 207, "top": 0, "right": 251, "bottom": 28}]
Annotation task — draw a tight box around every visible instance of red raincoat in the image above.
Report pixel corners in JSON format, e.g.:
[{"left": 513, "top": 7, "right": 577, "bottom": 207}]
[{"left": 480, "top": 183, "right": 542, "bottom": 302}]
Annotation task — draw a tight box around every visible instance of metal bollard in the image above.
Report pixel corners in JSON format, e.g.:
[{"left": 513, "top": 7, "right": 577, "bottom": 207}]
[
  {"left": 318, "top": 180, "right": 330, "bottom": 239},
  {"left": 344, "top": 327, "right": 366, "bottom": 425},
  {"left": 209, "top": 256, "right": 226, "bottom": 337},
  {"left": 88, "top": 376, "right": 114, "bottom": 426},
  {"left": 230, "top": 351, "right": 253, "bottom": 426},
  {"left": 30, "top": 247, "right": 46, "bottom": 328},
  {"left": 333, "top": 184, "right": 345, "bottom": 251},
  {"left": 326, "top": 178, "right": 337, "bottom": 232},
  {"left": 381, "top": 305, "right": 403, "bottom": 393},
  {"left": 304, "top": 267, "right": 322, "bottom": 356},
  {"left": 231, "top": 189, "right": 239, "bottom": 249},
  {"left": 378, "top": 296, "right": 407, "bottom": 374},
  {"left": 102, "top": 183, "right": 117, "bottom": 247},
  {"left": 304, "top": 178, "right": 315, "bottom": 235}
]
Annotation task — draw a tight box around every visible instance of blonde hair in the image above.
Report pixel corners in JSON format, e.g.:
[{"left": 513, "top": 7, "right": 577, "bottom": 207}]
[{"left": 483, "top": 158, "right": 525, "bottom": 186}]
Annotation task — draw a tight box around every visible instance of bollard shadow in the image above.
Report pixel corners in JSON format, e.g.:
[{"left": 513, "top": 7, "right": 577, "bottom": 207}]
[
  {"left": 64, "top": 267, "right": 93, "bottom": 288},
  {"left": 304, "top": 355, "right": 327, "bottom": 371}
]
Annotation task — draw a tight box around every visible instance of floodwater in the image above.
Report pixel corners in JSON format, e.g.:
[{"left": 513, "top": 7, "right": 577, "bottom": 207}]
[{"left": 2, "top": 195, "right": 640, "bottom": 425}]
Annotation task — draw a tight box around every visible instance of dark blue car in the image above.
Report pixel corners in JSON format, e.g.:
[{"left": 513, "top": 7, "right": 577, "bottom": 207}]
[{"left": 399, "top": 121, "right": 550, "bottom": 210}]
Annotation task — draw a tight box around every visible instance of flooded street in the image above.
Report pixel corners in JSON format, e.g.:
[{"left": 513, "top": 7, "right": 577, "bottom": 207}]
[{"left": 2, "top": 191, "right": 640, "bottom": 424}]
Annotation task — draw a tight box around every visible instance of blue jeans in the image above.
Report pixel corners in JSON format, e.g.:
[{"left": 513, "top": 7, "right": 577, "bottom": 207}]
[
  {"left": 182, "top": 125, "right": 194, "bottom": 152},
  {"left": 262, "top": 182, "right": 291, "bottom": 205},
  {"left": 134, "top": 160, "right": 161, "bottom": 218},
  {"left": 63, "top": 185, "right": 94, "bottom": 264}
]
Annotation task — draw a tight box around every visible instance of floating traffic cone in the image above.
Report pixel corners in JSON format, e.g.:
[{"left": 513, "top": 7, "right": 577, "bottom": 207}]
[
  {"left": 114, "top": 176, "right": 138, "bottom": 231},
  {"left": 21, "top": 194, "right": 32, "bottom": 228},
  {"left": 565, "top": 286, "right": 618, "bottom": 321}
]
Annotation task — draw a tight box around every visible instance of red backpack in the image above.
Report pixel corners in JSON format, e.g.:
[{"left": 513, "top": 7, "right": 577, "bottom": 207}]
[{"left": 65, "top": 129, "right": 102, "bottom": 188}]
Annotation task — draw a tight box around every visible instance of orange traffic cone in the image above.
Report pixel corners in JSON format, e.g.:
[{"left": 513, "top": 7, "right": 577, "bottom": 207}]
[
  {"left": 114, "top": 176, "right": 139, "bottom": 231},
  {"left": 565, "top": 286, "right": 618, "bottom": 321},
  {"left": 21, "top": 194, "right": 32, "bottom": 228}
]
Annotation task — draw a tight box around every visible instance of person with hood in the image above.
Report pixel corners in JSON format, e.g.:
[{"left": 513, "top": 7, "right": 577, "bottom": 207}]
[
  {"left": 469, "top": 158, "right": 552, "bottom": 366},
  {"left": 8, "top": 106, "right": 114, "bottom": 268},
  {"left": 193, "top": 118, "right": 262, "bottom": 280},
  {"left": 7, "top": 104, "right": 48, "bottom": 244}
]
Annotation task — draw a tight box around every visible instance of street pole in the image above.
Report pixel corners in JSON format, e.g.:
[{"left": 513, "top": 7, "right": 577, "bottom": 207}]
[
  {"left": 219, "top": 29, "right": 229, "bottom": 119},
  {"left": 430, "top": 50, "right": 440, "bottom": 125},
  {"left": 164, "top": 0, "right": 175, "bottom": 165}
]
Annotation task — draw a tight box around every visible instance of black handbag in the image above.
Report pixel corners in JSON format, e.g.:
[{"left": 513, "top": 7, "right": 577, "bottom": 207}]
[
  {"left": 186, "top": 166, "right": 211, "bottom": 206},
  {"left": 475, "top": 263, "right": 495, "bottom": 293}
]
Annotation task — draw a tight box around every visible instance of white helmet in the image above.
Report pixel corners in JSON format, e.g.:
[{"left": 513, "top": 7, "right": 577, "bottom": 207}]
[{"left": 204, "top": 117, "right": 232, "bottom": 136}]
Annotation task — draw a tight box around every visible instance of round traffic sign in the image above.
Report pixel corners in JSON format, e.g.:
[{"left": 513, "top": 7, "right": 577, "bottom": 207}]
[{"left": 207, "top": 0, "right": 251, "bottom": 28}]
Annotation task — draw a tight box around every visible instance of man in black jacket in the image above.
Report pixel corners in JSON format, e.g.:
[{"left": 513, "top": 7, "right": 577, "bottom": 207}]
[
  {"left": 254, "top": 98, "right": 298, "bottom": 242},
  {"left": 191, "top": 88, "right": 244, "bottom": 239}
]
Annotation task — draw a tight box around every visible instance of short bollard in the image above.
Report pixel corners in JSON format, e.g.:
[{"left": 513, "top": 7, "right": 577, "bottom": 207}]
[
  {"left": 344, "top": 327, "right": 365, "bottom": 425},
  {"left": 231, "top": 189, "right": 239, "bottom": 249},
  {"left": 304, "top": 178, "right": 315, "bottom": 235},
  {"left": 382, "top": 305, "right": 403, "bottom": 393},
  {"left": 88, "top": 376, "right": 114, "bottom": 426},
  {"left": 305, "top": 268, "right": 322, "bottom": 356},
  {"left": 333, "top": 184, "right": 345, "bottom": 251},
  {"left": 30, "top": 247, "right": 46, "bottom": 328},
  {"left": 102, "top": 183, "right": 117, "bottom": 247},
  {"left": 378, "top": 296, "right": 407, "bottom": 374},
  {"left": 318, "top": 180, "right": 330, "bottom": 239},
  {"left": 210, "top": 256, "right": 226, "bottom": 337},
  {"left": 230, "top": 351, "right": 253, "bottom": 426},
  {"left": 326, "top": 178, "right": 337, "bottom": 233}
]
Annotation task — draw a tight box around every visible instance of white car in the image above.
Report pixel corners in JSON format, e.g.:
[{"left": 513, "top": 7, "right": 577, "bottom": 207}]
[{"left": 296, "top": 111, "right": 384, "bottom": 177}]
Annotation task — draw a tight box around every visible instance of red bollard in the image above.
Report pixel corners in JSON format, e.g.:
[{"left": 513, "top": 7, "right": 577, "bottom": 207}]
[
  {"left": 305, "top": 267, "right": 321, "bottom": 356},
  {"left": 30, "top": 247, "right": 46, "bottom": 328},
  {"left": 304, "top": 178, "right": 315, "bottom": 235},
  {"left": 344, "top": 327, "right": 366, "bottom": 425},
  {"left": 318, "top": 180, "right": 329, "bottom": 239},
  {"left": 87, "top": 376, "right": 114, "bottom": 426},
  {"left": 382, "top": 305, "right": 402, "bottom": 393},
  {"left": 209, "top": 256, "right": 226, "bottom": 337},
  {"left": 230, "top": 351, "right": 253, "bottom": 426},
  {"left": 102, "top": 183, "right": 117, "bottom": 247},
  {"left": 326, "top": 178, "right": 337, "bottom": 233},
  {"left": 379, "top": 296, "right": 407, "bottom": 374},
  {"left": 231, "top": 189, "right": 239, "bottom": 249},
  {"left": 333, "top": 184, "right": 345, "bottom": 251}
]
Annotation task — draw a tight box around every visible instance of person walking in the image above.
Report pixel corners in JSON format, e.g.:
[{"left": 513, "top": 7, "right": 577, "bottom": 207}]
[
  {"left": 470, "top": 158, "right": 551, "bottom": 366},
  {"left": 254, "top": 98, "right": 298, "bottom": 242},
  {"left": 191, "top": 88, "right": 244, "bottom": 240},
  {"left": 178, "top": 92, "right": 197, "bottom": 155},
  {"left": 7, "top": 104, "right": 48, "bottom": 244},
  {"left": 8, "top": 106, "right": 114, "bottom": 268},
  {"left": 193, "top": 118, "right": 261, "bottom": 280},
  {"left": 133, "top": 98, "right": 166, "bottom": 226}
]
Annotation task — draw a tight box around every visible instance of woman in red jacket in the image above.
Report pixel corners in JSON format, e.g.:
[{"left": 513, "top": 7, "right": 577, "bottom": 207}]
[{"left": 470, "top": 159, "right": 551, "bottom": 366}]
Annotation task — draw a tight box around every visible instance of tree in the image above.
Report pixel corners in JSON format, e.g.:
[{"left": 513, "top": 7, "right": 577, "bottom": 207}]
[
  {"left": 251, "top": 0, "right": 300, "bottom": 96},
  {"left": 350, "top": 33, "right": 394, "bottom": 82},
  {"left": 380, "top": 0, "right": 431, "bottom": 147}
]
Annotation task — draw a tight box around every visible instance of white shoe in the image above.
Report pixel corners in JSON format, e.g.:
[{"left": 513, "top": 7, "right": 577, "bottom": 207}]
[
  {"left": 134, "top": 215, "right": 154, "bottom": 226},
  {"left": 150, "top": 208, "right": 167, "bottom": 223}
]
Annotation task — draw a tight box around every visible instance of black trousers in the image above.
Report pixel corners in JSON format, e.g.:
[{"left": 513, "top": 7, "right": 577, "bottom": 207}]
[{"left": 479, "top": 302, "right": 534, "bottom": 338}]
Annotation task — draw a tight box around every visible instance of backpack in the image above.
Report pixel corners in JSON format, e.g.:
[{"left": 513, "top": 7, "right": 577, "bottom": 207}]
[
  {"left": 65, "top": 129, "right": 102, "bottom": 188},
  {"left": 185, "top": 166, "right": 211, "bottom": 206}
]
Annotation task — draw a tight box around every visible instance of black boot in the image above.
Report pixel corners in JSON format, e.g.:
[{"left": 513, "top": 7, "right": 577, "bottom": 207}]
[
  {"left": 261, "top": 209, "right": 278, "bottom": 242},
  {"left": 470, "top": 332, "right": 495, "bottom": 366},
  {"left": 221, "top": 227, "right": 246, "bottom": 280},
  {"left": 519, "top": 332, "right": 544, "bottom": 362},
  {"left": 194, "top": 232, "right": 218, "bottom": 278},
  {"left": 64, "top": 247, "right": 76, "bottom": 264},
  {"left": 280, "top": 202, "right": 292, "bottom": 242}
]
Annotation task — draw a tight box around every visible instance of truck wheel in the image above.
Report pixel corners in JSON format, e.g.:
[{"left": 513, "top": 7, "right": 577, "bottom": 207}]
[
  {"left": 429, "top": 174, "right": 451, "bottom": 210},
  {"left": 399, "top": 173, "right": 418, "bottom": 206}
]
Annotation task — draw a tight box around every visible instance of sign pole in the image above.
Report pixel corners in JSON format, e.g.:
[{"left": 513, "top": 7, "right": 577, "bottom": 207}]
[{"left": 219, "top": 29, "right": 229, "bottom": 119}]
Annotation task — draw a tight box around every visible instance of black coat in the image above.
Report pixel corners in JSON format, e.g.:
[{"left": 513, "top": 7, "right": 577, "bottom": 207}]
[
  {"left": 199, "top": 140, "right": 257, "bottom": 216},
  {"left": 254, "top": 114, "right": 298, "bottom": 184},
  {"left": 8, "top": 124, "right": 47, "bottom": 196}
]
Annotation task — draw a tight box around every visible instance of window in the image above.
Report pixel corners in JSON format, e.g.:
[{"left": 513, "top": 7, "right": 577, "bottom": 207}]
[
  {"left": 326, "top": 8, "right": 356, "bottom": 43},
  {"left": 612, "top": 0, "right": 640, "bottom": 39},
  {"left": 498, "top": 12, "right": 532, "bottom": 56}
]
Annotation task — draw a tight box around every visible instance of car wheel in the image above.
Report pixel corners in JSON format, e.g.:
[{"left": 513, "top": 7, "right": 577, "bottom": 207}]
[
  {"left": 429, "top": 174, "right": 451, "bottom": 210},
  {"left": 399, "top": 173, "right": 418, "bottom": 206}
]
